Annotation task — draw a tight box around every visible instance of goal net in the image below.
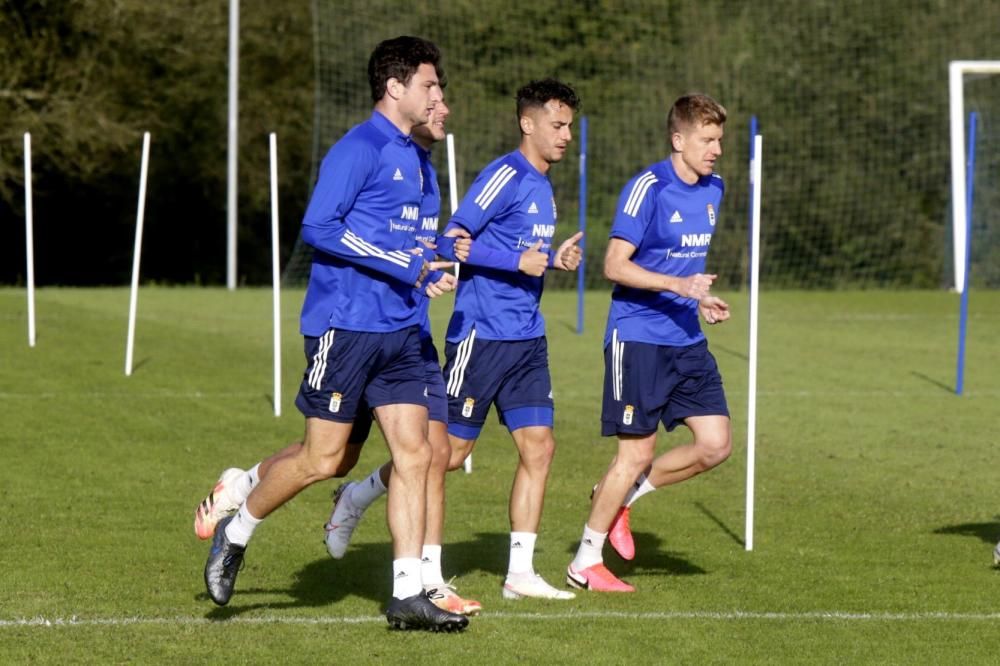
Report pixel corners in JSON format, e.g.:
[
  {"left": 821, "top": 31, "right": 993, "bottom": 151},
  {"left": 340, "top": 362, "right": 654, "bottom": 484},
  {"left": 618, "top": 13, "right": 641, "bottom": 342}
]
[{"left": 284, "top": 0, "right": 1000, "bottom": 290}]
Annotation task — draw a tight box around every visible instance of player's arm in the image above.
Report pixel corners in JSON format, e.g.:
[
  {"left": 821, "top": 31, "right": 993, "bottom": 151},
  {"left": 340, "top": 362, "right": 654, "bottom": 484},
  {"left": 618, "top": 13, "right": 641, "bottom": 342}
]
[
  {"left": 551, "top": 231, "right": 583, "bottom": 271},
  {"left": 698, "top": 295, "right": 730, "bottom": 324},
  {"left": 435, "top": 170, "right": 547, "bottom": 276},
  {"left": 300, "top": 142, "right": 425, "bottom": 288},
  {"left": 422, "top": 264, "right": 458, "bottom": 297},
  {"left": 438, "top": 221, "right": 549, "bottom": 276},
  {"left": 431, "top": 229, "right": 471, "bottom": 263},
  {"left": 604, "top": 238, "right": 715, "bottom": 300}
]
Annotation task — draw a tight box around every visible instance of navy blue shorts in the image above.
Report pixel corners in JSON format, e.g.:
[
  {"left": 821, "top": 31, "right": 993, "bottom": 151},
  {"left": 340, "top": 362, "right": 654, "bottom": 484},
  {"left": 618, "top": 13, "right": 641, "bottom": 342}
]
[
  {"left": 601, "top": 335, "right": 728, "bottom": 437},
  {"left": 348, "top": 336, "right": 447, "bottom": 444},
  {"left": 295, "top": 326, "right": 427, "bottom": 423},
  {"left": 442, "top": 333, "right": 554, "bottom": 438}
]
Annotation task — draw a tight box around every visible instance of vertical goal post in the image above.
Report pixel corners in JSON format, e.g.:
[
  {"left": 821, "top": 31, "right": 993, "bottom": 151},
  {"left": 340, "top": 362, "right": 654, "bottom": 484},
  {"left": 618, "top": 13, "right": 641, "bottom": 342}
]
[{"left": 948, "top": 60, "right": 1000, "bottom": 294}]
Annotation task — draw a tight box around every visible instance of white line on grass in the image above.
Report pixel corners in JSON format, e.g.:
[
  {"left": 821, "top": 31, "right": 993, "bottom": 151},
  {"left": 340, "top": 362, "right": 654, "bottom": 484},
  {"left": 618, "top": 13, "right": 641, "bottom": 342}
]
[
  {"left": 0, "top": 391, "right": 267, "bottom": 400},
  {"left": 4, "top": 610, "right": 1000, "bottom": 628}
]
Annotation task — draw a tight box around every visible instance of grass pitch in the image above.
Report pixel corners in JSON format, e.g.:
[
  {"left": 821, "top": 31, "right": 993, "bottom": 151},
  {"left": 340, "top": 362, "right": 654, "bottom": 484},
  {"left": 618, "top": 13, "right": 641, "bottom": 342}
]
[{"left": 1, "top": 287, "right": 999, "bottom": 664}]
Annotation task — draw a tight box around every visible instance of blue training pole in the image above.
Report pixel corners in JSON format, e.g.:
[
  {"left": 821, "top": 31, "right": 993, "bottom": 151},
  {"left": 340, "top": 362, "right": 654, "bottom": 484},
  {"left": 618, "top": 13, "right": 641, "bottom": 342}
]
[
  {"left": 577, "top": 116, "right": 588, "bottom": 334},
  {"left": 955, "top": 111, "right": 977, "bottom": 395},
  {"left": 747, "top": 115, "right": 758, "bottom": 286}
]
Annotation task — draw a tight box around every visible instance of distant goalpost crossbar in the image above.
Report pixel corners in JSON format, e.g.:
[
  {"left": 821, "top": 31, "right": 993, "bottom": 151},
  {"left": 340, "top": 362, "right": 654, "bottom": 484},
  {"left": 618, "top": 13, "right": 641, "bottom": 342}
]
[{"left": 948, "top": 60, "right": 1000, "bottom": 293}]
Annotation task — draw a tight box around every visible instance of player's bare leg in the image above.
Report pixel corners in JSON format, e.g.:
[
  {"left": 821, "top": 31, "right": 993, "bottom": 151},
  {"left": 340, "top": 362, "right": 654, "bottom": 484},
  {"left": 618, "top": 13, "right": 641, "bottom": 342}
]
[
  {"left": 421, "top": 420, "right": 482, "bottom": 615},
  {"left": 643, "top": 415, "right": 731, "bottom": 488},
  {"left": 574, "top": 415, "right": 731, "bottom": 581},
  {"left": 204, "top": 418, "right": 353, "bottom": 605},
  {"left": 589, "top": 433, "right": 656, "bottom": 534},
  {"left": 508, "top": 425, "right": 554, "bottom": 534},
  {"left": 566, "top": 433, "right": 653, "bottom": 592},
  {"left": 501, "top": 426, "right": 574, "bottom": 599},
  {"left": 447, "top": 435, "right": 476, "bottom": 472},
  {"left": 373, "top": 403, "right": 431, "bottom": 563}
]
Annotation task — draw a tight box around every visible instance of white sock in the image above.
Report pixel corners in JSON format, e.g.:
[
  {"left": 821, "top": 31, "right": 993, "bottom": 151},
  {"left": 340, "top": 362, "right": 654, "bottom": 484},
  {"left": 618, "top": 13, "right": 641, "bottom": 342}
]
[
  {"left": 421, "top": 544, "right": 444, "bottom": 586},
  {"left": 571, "top": 525, "right": 606, "bottom": 570},
  {"left": 351, "top": 468, "right": 388, "bottom": 510},
  {"left": 507, "top": 532, "right": 537, "bottom": 576},
  {"left": 224, "top": 503, "right": 261, "bottom": 546},
  {"left": 392, "top": 557, "right": 423, "bottom": 599},
  {"left": 231, "top": 464, "right": 258, "bottom": 504},
  {"left": 247, "top": 463, "right": 261, "bottom": 488},
  {"left": 624, "top": 475, "right": 656, "bottom": 508}
]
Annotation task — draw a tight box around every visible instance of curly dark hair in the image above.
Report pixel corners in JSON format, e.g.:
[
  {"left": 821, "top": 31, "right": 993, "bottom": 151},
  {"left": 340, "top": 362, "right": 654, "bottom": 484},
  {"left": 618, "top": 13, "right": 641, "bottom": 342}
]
[
  {"left": 515, "top": 79, "right": 580, "bottom": 120},
  {"left": 367, "top": 36, "right": 443, "bottom": 103}
]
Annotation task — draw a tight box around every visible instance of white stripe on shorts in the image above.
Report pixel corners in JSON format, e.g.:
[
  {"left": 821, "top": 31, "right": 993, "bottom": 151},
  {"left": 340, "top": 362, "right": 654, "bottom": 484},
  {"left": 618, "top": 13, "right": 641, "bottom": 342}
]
[
  {"left": 446, "top": 329, "right": 476, "bottom": 397},
  {"left": 612, "top": 328, "right": 624, "bottom": 401},
  {"left": 308, "top": 329, "right": 336, "bottom": 390}
]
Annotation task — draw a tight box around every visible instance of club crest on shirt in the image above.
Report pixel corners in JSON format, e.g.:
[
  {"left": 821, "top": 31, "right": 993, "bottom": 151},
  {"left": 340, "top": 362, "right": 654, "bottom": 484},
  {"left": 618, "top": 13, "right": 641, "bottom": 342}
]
[
  {"left": 623, "top": 404, "right": 634, "bottom": 425},
  {"left": 707, "top": 204, "right": 716, "bottom": 227},
  {"left": 462, "top": 397, "right": 475, "bottom": 418},
  {"left": 329, "top": 392, "right": 343, "bottom": 413}
]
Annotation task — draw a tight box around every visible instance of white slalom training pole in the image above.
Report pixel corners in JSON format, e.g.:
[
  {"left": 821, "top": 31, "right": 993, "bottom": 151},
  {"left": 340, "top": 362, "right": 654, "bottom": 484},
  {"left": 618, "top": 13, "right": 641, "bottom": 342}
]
[
  {"left": 269, "top": 133, "right": 282, "bottom": 417},
  {"left": 24, "top": 132, "right": 36, "bottom": 348},
  {"left": 226, "top": 0, "right": 239, "bottom": 290},
  {"left": 446, "top": 133, "right": 459, "bottom": 215},
  {"left": 447, "top": 132, "right": 472, "bottom": 474},
  {"left": 745, "top": 134, "right": 763, "bottom": 552},
  {"left": 125, "top": 132, "right": 151, "bottom": 376}
]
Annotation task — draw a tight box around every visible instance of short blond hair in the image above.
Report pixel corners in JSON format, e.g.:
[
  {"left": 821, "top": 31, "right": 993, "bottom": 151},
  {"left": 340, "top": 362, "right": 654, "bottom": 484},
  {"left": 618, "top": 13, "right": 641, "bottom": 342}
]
[{"left": 667, "top": 93, "right": 727, "bottom": 137}]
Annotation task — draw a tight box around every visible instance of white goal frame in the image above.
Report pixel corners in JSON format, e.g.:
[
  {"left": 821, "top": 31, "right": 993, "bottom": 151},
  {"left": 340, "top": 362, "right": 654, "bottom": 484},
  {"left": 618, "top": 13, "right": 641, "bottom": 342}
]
[{"left": 948, "top": 60, "right": 1000, "bottom": 293}]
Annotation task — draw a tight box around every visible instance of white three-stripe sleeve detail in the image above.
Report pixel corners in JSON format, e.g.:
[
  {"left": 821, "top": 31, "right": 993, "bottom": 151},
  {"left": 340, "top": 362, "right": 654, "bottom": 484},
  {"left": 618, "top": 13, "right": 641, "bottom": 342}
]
[
  {"left": 474, "top": 165, "right": 517, "bottom": 210},
  {"left": 623, "top": 172, "right": 657, "bottom": 218},
  {"left": 340, "top": 231, "right": 411, "bottom": 269}
]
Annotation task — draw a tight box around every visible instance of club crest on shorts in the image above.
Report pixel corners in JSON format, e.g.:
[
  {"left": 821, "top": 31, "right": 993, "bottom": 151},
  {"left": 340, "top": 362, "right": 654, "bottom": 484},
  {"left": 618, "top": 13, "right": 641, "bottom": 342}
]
[
  {"left": 623, "top": 404, "right": 634, "bottom": 425},
  {"left": 328, "top": 392, "right": 343, "bottom": 413},
  {"left": 707, "top": 204, "right": 716, "bottom": 226},
  {"left": 462, "top": 397, "right": 475, "bottom": 418}
]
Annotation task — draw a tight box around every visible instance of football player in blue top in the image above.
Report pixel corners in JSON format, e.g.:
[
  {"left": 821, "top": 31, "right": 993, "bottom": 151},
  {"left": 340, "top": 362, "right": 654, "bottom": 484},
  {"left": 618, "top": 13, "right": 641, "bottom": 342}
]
[
  {"left": 567, "top": 93, "right": 732, "bottom": 593},
  {"left": 202, "top": 36, "right": 468, "bottom": 632},
  {"left": 194, "top": 99, "right": 481, "bottom": 619},
  {"left": 439, "top": 79, "right": 584, "bottom": 600},
  {"left": 321, "top": 97, "right": 483, "bottom": 617}
]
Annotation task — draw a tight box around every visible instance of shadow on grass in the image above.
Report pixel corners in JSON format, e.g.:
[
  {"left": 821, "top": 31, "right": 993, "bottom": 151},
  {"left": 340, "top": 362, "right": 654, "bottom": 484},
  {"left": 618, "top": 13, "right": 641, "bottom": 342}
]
[
  {"left": 933, "top": 518, "right": 1000, "bottom": 544},
  {"left": 712, "top": 344, "right": 748, "bottom": 363},
  {"left": 694, "top": 501, "right": 745, "bottom": 547},
  {"left": 910, "top": 371, "right": 954, "bottom": 394},
  {"left": 200, "top": 532, "right": 511, "bottom": 620},
  {"left": 560, "top": 531, "right": 707, "bottom": 578},
  {"left": 615, "top": 531, "right": 707, "bottom": 576}
]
